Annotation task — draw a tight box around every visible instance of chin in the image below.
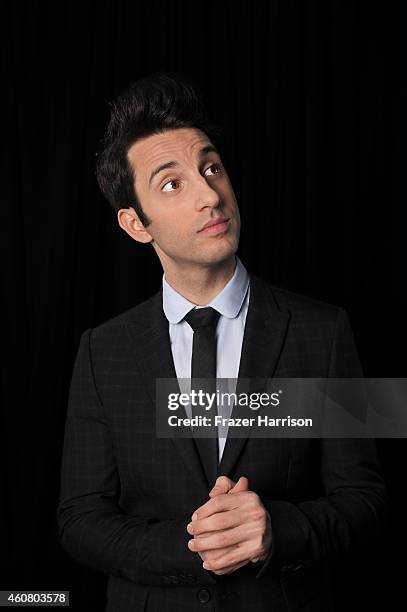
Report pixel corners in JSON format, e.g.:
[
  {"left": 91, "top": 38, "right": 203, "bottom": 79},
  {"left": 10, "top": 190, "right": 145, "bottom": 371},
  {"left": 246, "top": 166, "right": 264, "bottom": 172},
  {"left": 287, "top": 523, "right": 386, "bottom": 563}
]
[{"left": 199, "top": 244, "right": 238, "bottom": 267}]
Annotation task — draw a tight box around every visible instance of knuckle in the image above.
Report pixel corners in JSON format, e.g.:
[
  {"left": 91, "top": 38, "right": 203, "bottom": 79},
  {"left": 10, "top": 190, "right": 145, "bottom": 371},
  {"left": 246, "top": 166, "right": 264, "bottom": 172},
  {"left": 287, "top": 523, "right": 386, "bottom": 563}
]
[
  {"left": 211, "top": 497, "right": 220, "bottom": 511},
  {"left": 255, "top": 525, "right": 266, "bottom": 540},
  {"left": 218, "top": 515, "right": 230, "bottom": 530},
  {"left": 248, "top": 543, "right": 260, "bottom": 559},
  {"left": 243, "top": 491, "right": 257, "bottom": 505},
  {"left": 217, "top": 533, "right": 228, "bottom": 547},
  {"left": 255, "top": 530, "right": 263, "bottom": 543},
  {"left": 251, "top": 508, "right": 265, "bottom": 522},
  {"left": 205, "top": 551, "right": 216, "bottom": 563},
  {"left": 254, "top": 535, "right": 264, "bottom": 553},
  {"left": 230, "top": 554, "right": 240, "bottom": 567},
  {"left": 249, "top": 491, "right": 260, "bottom": 505},
  {"left": 193, "top": 539, "right": 201, "bottom": 550}
]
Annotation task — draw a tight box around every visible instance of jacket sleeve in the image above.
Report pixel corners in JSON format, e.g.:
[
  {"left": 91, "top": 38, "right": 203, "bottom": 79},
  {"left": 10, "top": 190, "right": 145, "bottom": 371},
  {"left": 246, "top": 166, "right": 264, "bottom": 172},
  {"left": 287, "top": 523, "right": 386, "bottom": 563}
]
[
  {"left": 57, "top": 329, "right": 211, "bottom": 587},
  {"left": 256, "top": 307, "right": 388, "bottom": 579}
]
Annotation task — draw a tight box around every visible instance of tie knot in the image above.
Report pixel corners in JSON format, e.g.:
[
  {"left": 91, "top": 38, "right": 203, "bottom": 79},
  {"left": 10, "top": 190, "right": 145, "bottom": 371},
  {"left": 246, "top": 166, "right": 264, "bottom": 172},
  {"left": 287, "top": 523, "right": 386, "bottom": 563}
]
[{"left": 184, "top": 307, "right": 220, "bottom": 332}]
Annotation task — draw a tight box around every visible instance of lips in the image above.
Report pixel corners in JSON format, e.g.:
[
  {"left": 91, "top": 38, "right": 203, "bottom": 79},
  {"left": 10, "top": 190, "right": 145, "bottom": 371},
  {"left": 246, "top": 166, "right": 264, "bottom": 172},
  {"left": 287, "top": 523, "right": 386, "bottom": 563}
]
[{"left": 198, "top": 217, "right": 230, "bottom": 232}]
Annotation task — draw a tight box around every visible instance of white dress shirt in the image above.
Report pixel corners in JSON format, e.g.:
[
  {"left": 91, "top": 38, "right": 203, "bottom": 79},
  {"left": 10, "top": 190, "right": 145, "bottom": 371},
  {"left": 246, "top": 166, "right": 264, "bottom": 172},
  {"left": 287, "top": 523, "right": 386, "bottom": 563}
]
[{"left": 162, "top": 257, "right": 250, "bottom": 461}]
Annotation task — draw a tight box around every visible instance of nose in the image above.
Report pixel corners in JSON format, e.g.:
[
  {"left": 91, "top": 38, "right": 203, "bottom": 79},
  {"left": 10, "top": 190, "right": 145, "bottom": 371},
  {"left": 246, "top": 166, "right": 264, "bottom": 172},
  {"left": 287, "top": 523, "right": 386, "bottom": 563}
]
[{"left": 194, "top": 175, "right": 221, "bottom": 211}]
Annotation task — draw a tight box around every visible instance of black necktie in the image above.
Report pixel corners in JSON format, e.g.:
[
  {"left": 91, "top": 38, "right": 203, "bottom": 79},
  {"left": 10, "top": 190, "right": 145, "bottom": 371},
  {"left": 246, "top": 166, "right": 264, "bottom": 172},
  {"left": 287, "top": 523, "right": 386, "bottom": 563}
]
[{"left": 184, "top": 307, "right": 220, "bottom": 487}]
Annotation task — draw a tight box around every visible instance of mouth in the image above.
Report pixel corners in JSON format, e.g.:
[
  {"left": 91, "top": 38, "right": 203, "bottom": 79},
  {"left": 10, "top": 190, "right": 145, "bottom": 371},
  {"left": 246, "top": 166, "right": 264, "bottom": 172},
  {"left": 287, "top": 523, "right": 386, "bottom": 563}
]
[{"left": 198, "top": 217, "right": 230, "bottom": 235}]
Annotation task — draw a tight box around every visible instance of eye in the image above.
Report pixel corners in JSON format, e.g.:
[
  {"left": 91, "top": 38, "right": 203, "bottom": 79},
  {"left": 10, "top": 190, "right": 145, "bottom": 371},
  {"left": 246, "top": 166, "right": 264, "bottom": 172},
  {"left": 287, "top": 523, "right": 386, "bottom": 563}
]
[
  {"left": 162, "top": 179, "right": 181, "bottom": 193},
  {"left": 204, "top": 163, "right": 221, "bottom": 177}
]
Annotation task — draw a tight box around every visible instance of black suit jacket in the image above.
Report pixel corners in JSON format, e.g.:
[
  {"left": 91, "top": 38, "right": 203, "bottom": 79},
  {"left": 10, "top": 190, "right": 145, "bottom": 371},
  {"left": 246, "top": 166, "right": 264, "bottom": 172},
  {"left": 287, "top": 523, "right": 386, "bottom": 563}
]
[{"left": 57, "top": 275, "right": 387, "bottom": 612}]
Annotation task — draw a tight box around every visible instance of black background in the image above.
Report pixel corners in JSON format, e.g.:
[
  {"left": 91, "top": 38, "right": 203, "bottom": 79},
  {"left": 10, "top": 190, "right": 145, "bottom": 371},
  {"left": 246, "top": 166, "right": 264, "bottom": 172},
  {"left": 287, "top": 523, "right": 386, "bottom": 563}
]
[{"left": 2, "top": 1, "right": 405, "bottom": 610}]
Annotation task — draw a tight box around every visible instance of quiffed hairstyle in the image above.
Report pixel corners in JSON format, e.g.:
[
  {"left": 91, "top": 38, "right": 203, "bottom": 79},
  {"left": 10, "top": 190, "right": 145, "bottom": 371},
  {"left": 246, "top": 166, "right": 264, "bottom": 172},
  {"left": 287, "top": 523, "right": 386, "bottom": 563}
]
[{"left": 96, "top": 72, "right": 221, "bottom": 226}]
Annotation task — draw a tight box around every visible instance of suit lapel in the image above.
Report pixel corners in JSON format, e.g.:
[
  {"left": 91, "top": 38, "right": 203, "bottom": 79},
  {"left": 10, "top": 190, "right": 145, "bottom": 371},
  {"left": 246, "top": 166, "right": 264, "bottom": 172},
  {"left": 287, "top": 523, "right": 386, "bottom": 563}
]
[
  {"left": 127, "top": 289, "right": 210, "bottom": 492},
  {"left": 127, "top": 275, "right": 290, "bottom": 490},
  {"left": 217, "top": 275, "right": 290, "bottom": 477}
]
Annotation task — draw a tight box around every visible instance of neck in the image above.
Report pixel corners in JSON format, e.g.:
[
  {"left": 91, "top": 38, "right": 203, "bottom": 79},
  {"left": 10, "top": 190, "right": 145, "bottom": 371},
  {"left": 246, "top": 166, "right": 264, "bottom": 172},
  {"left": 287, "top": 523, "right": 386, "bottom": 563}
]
[{"left": 163, "top": 256, "right": 237, "bottom": 306}]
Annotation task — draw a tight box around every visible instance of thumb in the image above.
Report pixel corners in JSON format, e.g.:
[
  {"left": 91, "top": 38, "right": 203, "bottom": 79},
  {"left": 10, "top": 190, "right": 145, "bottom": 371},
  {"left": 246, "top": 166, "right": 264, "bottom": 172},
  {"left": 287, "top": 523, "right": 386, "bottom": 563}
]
[
  {"left": 228, "top": 476, "right": 249, "bottom": 494},
  {"left": 209, "top": 475, "right": 235, "bottom": 497}
]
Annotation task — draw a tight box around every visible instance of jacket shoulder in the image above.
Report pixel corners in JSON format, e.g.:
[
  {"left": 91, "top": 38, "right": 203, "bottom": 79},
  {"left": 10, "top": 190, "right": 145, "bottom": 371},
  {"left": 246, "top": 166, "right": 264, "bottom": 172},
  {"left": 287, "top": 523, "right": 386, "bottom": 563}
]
[
  {"left": 255, "top": 276, "right": 344, "bottom": 320},
  {"left": 90, "top": 289, "right": 161, "bottom": 338}
]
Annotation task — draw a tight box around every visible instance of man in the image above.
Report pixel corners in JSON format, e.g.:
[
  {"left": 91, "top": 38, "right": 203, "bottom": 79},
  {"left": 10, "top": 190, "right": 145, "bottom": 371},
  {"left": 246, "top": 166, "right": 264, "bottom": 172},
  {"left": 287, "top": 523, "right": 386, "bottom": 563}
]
[{"left": 58, "top": 73, "right": 387, "bottom": 612}]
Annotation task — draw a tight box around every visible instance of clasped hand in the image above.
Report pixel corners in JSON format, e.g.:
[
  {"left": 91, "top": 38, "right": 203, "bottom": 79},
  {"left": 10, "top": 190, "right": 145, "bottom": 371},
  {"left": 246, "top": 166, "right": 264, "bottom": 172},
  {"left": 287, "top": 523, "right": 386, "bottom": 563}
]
[{"left": 186, "top": 476, "right": 272, "bottom": 575}]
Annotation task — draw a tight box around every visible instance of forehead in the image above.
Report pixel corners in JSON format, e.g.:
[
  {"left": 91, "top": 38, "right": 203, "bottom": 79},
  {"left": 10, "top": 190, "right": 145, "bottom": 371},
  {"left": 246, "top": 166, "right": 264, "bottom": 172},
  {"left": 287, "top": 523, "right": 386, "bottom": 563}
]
[{"left": 127, "top": 127, "right": 215, "bottom": 174}]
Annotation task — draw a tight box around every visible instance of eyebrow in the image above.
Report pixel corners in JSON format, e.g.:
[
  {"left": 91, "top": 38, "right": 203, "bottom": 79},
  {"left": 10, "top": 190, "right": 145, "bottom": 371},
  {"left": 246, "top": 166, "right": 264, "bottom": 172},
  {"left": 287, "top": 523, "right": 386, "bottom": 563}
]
[{"left": 148, "top": 145, "right": 219, "bottom": 187}]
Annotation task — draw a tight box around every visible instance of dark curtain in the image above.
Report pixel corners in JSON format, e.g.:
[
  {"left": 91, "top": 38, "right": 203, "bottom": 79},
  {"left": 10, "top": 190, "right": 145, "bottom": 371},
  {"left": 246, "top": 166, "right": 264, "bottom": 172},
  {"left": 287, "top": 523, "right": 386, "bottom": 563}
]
[{"left": 2, "top": 1, "right": 404, "bottom": 610}]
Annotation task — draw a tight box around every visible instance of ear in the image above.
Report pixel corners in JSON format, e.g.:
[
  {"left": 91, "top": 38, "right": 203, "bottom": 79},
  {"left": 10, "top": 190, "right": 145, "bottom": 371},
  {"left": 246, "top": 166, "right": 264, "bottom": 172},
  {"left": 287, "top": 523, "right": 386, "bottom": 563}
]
[{"left": 117, "top": 207, "right": 153, "bottom": 244}]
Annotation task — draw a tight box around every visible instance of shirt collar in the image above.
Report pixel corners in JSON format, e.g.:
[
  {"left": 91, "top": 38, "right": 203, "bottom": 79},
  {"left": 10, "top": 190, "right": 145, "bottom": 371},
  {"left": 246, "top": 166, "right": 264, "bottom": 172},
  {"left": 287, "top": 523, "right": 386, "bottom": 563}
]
[{"left": 162, "top": 257, "right": 250, "bottom": 324}]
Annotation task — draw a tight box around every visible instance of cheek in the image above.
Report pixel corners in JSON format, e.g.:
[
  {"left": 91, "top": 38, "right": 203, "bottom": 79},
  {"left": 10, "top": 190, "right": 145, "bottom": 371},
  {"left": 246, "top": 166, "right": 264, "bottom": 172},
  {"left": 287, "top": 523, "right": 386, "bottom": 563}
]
[
  {"left": 150, "top": 213, "right": 190, "bottom": 246},
  {"left": 222, "top": 186, "right": 239, "bottom": 214}
]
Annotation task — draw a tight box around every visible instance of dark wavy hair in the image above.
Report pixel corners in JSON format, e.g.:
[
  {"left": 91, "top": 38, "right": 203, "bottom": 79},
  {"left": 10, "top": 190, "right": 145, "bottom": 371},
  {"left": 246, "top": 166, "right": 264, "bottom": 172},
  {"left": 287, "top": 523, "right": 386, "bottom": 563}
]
[{"left": 96, "top": 72, "right": 221, "bottom": 227}]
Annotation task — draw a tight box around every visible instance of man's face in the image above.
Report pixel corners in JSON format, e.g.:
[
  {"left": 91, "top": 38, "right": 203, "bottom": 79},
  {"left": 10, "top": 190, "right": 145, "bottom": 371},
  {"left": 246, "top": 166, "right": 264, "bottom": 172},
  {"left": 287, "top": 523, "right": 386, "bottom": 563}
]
[{"left": 126, "top": 127, "right": 241, "bottom": 270}]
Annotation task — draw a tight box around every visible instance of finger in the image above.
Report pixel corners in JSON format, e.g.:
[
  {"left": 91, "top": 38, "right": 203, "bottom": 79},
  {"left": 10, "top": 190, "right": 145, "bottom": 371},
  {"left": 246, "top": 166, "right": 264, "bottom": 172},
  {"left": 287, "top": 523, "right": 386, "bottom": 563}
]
[
  {"left": 187, "top": 508, "right": 241, "bottom": 536},
  {"left": 198, "top": 544, "right": 235, "bottom": 562},
  {"left": 195, "top": 515, "right": 264, "bottom": 562},
  {"left": 202, "top": 547, "right": 251, "bottom": 572},
  {"left": 188, "top": 524, "right": 247, "bottom": 553},
  {"left": 209, "top": 475, "right": 249, "bottom": 499},
  {"left": 228, "top": 476, "right": 249, "bottom": 494},
  {"left": 212, "top": 559, "right": 250, "bottom": 575},
  {"left": 209, "top": 475, "right": 236, "bottom": 498},
  {"left": 199, "top": 546, "right": 245, "bottom": 573},
  {"left": 192, "top": 487, "right": 259, "bottom": 521},
  {"left": 191, "top": 493, "right": 240, "bottom": 521}
]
